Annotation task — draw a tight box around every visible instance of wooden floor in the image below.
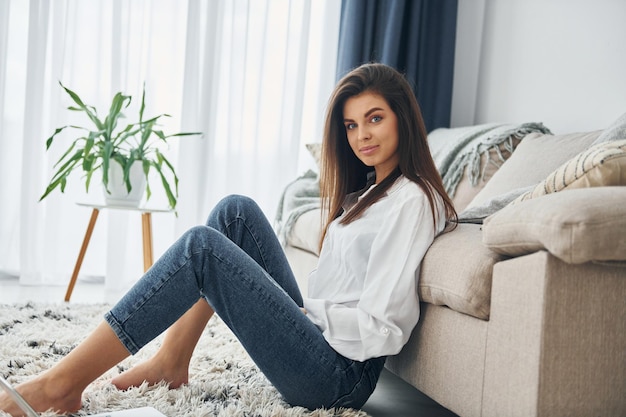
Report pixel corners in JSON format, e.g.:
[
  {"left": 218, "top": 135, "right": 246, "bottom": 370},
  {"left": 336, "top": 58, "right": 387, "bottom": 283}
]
[
  {"left": 363, "top": 369, "right": 458, "bottom": 417},
  {"left": 0, "top": 275, "right": 458, "bottom": 417}
]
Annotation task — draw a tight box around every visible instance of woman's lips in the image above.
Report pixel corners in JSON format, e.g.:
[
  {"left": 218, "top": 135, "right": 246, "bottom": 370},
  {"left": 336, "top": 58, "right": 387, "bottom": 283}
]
[{"left": 360, "top": 145, "right": 378, "bottom": 156}]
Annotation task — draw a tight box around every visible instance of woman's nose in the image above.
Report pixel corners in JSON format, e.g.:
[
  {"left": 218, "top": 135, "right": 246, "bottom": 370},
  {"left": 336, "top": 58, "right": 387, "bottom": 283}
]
[{"left": 357, "top": 126, "right": 370, "bottom": 140}]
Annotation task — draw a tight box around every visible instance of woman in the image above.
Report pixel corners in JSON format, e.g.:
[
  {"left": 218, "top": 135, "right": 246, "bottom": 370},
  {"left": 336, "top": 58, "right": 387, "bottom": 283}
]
[{"left": 0, "top": 63, "right": 456, "bottom": 416}]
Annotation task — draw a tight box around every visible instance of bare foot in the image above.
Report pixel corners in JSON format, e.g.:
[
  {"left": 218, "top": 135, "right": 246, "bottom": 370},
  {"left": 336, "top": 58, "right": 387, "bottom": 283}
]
[
  {"left": 111, "top": 355, "right": 189, "bottom": 390},
  {"left": 0, "top": 374, "right": 82, "bottom": 416}
]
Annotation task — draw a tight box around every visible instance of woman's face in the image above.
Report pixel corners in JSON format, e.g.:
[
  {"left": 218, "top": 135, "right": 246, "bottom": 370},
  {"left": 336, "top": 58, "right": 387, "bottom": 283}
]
[{"left": 343, "top": 91, "right": 399, "bottom": 183}]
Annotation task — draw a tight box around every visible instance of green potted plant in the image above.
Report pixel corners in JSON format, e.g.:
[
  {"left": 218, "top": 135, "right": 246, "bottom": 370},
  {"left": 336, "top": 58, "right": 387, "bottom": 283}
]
[{"left": 40, "top": 82, "right": 201, "bottom": 210}]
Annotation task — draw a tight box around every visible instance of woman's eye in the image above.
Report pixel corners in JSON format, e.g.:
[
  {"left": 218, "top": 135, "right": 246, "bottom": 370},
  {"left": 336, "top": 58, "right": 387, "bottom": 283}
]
[
  {"left": 371, "top": 115, "right": 382, "bottom": 123},
  {"left": 345, "top": 123, "right": 357, "bottom": 130}
]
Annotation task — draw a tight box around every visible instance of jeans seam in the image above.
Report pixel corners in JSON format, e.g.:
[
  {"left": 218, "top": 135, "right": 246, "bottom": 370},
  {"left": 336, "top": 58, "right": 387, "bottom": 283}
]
[
  {"left": 213, "top": 245, "right": 341, "bottom": 372},
  {"left": 225, "top": 215, "right": 271, "bottom": 271},
  {"left": 129, "top": 248, "right": 203, "bottom": 320},
  {"left": 113, "top": 233, "right": 210, "bottom": 352},
  {"left": 104, "top": 311, "right": 141, "bottom": 354}
]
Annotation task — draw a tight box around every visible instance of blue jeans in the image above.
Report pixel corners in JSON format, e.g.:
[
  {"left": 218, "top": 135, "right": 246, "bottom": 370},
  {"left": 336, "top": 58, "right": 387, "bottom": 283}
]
[{"left": 104, "top": 195, "right": 385, "bottom": 409}]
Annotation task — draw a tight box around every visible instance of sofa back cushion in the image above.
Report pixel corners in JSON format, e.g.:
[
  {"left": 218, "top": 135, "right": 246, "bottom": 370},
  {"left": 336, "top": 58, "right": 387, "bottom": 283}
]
[
  {"left": 465, "top": 130, "right": 602, "bottom": 210},
  {"left": 512, "top": 139, "right": 626, "bottom": 203},
  {"left": 428, "top": 123, "right": 550, "bottom": 212},
  {"left": 449, "top": 138, "right": 520, "bottom": 212},
  {"left": 419, "top": 223, "right": 503, "bottom": 320}
]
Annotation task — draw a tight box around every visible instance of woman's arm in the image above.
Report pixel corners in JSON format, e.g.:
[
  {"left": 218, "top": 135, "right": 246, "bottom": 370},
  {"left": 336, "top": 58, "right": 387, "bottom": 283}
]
[{"left": 305, "top": 187, "right": 445, "bottom": 361}]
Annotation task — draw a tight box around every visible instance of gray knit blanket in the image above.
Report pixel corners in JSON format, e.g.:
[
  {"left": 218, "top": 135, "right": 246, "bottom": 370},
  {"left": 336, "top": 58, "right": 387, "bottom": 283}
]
[
  {"left": 429, "top": 122, "right": 552, "bottom": 197},
  {"left": 274, "top": 169, "right": 321, "bottom": 246}
]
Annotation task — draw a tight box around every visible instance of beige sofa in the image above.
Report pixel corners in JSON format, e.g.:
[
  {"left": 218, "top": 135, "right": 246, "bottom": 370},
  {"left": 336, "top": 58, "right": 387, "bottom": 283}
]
[{"left": 278, "top": 119, "right": 626, "bottom": 417}]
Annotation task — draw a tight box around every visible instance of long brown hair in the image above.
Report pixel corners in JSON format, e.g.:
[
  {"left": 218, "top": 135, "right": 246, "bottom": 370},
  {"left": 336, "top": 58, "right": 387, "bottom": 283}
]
[{"left": 319, "top": 63, "right": 457, "bottom": 247}]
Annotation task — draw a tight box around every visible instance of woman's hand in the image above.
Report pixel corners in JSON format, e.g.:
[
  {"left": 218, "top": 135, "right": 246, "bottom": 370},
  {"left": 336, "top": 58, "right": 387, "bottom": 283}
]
[{"left": 300, "top": 308, "right": 307, "bottom": 315}]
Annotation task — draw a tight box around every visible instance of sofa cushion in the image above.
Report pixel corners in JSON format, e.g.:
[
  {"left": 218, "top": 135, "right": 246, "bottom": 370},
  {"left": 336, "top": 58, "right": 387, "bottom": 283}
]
[
  {"left": 465, "top": 130, "right": 602, "bottom": 209},
  {"left": 428, "top": 123, "right": 550, "bottom": 212},
  {"left": 418, "top": 223, "right": 504, "bottom": 320},
  {"left": 482, "top": 187, "right": 626, "bottom": 264},
  {"left": 450, "top": 138, "right": 521, "bottom": 212},
  {"left": 512, "top": 139, "right": 626, "bottom": 203}
]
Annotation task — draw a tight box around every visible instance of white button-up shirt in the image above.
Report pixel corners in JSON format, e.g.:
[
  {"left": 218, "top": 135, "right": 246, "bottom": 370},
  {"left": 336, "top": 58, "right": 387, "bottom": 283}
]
[{"left": 303, "top": 175, "right": 446, "bottom": 361}]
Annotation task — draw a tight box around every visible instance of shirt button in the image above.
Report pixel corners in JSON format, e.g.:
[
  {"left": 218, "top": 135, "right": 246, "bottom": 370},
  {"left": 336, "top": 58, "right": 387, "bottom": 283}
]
[{"left": 380, "top": 327, "right": 390, "bottom": 335}]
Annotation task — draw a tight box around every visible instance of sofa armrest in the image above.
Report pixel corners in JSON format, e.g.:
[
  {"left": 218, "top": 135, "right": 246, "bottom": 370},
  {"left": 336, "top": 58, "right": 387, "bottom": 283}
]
[
  {"left": 483, "top": 187, "right": 626, "bottom": 264},
  {"left": 283, "top": 244, "right": 318, "bottom": 298},
  {"left": 483, "top": 251, "right": 626, "bottom": 417},
  {"left": 287, "top": 208, "right": 321, "bottom": 256}
]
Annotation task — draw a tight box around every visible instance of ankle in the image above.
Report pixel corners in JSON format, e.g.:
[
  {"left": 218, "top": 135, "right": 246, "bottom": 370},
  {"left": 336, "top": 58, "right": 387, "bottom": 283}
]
[
  {"left": 38, "top": 371, "right": 84, "bottom": 401},
  {"left": 5, "top": 373, "right": 83, "bottom": 415},
  {"left": 154, "top": 349, "right": 192, "bottom": 371}
]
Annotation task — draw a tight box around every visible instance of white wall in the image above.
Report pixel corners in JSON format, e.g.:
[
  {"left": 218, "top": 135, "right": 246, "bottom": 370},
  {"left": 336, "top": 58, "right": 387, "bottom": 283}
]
[{"left": 451, "top": 0, "right": 626, "bottom": 134}]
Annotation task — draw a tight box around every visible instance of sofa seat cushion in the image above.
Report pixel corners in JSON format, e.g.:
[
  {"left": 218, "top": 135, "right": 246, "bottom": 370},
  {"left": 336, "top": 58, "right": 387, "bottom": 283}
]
[{"left": 418, "top": 223, "right": 504, "bottom": 320}]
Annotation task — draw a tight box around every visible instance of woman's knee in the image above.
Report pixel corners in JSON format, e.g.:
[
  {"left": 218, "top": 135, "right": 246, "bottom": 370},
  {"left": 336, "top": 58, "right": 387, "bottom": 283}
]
[
  {"left": 221, "top": 194, "right": 258, "bottom": 211},
  {"left": 181, "top": 225, "right": 215, "bottom": 249},
  {"left": 207, "top": 194, "right": 260, "bottom": 226}
]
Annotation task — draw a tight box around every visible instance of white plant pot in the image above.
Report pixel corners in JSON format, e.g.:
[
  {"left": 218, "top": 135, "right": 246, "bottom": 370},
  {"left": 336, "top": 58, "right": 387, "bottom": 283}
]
[{"left": 103, "top": 160, "right": 146, "bottom": 207}]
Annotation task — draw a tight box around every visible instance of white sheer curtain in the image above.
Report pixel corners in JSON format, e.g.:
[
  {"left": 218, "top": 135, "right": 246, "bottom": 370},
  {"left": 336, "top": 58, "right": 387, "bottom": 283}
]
[
  {"left": 0, "top": 0, "right": 340, "bottom": 301},
  {"left": 175, "top": 0, "right": 341, "bottom": 233}
]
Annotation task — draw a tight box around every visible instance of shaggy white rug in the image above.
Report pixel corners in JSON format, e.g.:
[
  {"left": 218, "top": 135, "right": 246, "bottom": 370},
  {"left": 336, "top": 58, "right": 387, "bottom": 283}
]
[{"left": 0, "top": 303, "right": 371, "bottom": 417}]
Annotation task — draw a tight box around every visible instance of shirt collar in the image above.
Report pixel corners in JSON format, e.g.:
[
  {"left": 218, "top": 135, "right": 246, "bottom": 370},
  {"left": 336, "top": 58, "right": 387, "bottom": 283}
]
[{"left": 341, "top": 171, "right": 378, "bottom": 212}]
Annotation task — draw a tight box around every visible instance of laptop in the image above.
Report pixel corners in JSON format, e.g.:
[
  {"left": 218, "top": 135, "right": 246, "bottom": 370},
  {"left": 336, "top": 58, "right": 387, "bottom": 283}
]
[{"left": 0, "top": 376, "right": 166, "bottom": 416}]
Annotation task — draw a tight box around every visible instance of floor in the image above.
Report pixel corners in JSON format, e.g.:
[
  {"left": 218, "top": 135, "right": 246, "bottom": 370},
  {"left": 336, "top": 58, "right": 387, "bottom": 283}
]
[{"left": 0, "top": 275, "right": 458, "bottom": 417}]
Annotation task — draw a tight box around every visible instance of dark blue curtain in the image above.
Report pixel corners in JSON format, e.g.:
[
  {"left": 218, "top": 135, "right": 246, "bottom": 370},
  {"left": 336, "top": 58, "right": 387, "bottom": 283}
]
[{"left": 336, "top": 0, "right": 458, "bottom": 132}]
